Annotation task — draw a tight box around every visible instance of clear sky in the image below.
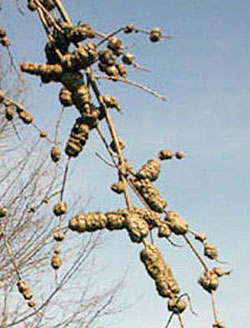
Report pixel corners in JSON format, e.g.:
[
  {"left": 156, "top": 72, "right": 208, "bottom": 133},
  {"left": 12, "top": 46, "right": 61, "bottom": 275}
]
[{"left": 1, "top": 0, "right": 250, "bottom": 327}]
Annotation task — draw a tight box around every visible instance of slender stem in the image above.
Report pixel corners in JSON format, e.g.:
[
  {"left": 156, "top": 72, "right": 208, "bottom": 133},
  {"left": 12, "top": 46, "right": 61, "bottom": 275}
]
[
  {"left": 165, "top": 312, "right": 174, "bottom": 328},
  {"left": 211, "top": 291, "right": 219, "bottom": 324},
  {"left": 97, "top": 27, "right": 124, "bottom": 47},
  {"left": 54, "top": 0, "right": 72, "bottom": 24},
  {"left": 183, "top": 234, "right": 209, "bottom": 272},
  {"left": 35, "top": 0, "right": 64, "bottom": 34},
  {"left": 95, "top": 126, "right": 118, "bottom": 167},
  {"left": 177, "top": 313, "right": 186, "bottom": 328},
  {"left": 95, "top": 152, "right": 116, "bottom": 168},
  {"left": 11, "top": 121, "right": 21, "bottom": 141},
  {"left": 60, "top": 157, "right": 70, "bottom": 201},
  {"left": 36, "top": 6, "right": 52, "bottom": 41},
  {"left": 94, "top": 75, "right": 167, "bottom": 101},
  {"left": 86, "top": 69, "right": 133, "bottom": 211},
  {"left": 4, "top": 238, "right": 21, "bottom": 280},
  {"left": 31, "top": 123, "right": 54, "bottom": 143},
  {"left": 54, "top": 107, "right": 64, "bottom": 144}
]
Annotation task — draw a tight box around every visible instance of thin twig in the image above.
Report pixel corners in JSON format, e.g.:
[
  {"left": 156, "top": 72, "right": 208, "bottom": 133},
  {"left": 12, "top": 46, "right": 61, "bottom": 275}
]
[
  {"left": 177, "top": 313, "right": 186, "bottom": 328},
  {"left": 95, "top": 75, "right": 167, "bottom": 101},
  {"left": 97, "top": 27, "right": 124, "bottom": 47},
  {"left": 95, "top": 126, "right": 118, "bottom": 167},
  {"left": 60, "top": 157, "right": 70, "bottom": 201},
  {"left": 135, "top": 27, "right": 172, "bottom": 40},
  {"left": 183, "top": 234, "right": 209, "bottom": 272},
  {"left": 86, "top": 68, "right": 133, "bottom": 211},
  {"left": 165, "top": 312, "right": 174, "bottom": 328},
  {"left": 133, "top": 61, "right": 152, "bottom": 73},
  {"left": 3, "top": 238, "right": 21, "bottom": 280},
  {"left": 54, "top": 0, "right": 73, "bottom": 24},
  {"left": 211, "top": 291, "right": 219, "bottom": 324},
  {"left": 95, "top": 152, "right": 116, "bottom": 168},
  {"left": 54, "top": 107, "right": 65, "bottom": 144},
  {"left": 35, "top": 0, "right": 64, "bottom": 34},
  {"left": 10, "top": 120, "right": 21, "bottom": 141}
]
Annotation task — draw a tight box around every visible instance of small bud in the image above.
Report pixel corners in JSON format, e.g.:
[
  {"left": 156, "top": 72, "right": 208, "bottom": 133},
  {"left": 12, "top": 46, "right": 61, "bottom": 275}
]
[
  {"left": 149, "top": 27, "right": 162, "bottom": 42},
  {"left": 1, "top": 37, "right": 11, "bottom": 47},
  {"left": 124, "top": 23, "right": 135, "bottom": 34},
  {"left": 117, "top": 62, "right": 127, "bottom": 78},
  {"left": 23, "top": 289, "right": 33, "bottom": 300},
  {"left": 5, "top": 106, "right": 15, "bottom": 121},
  {"left": 28, "top": 206, "right": 36, "bottom": 213},
  {"left": 51, "top": 254, "right": 62, "bottom": 270},
  {"left": 40, "top": 130, "right": 47, "bottom": 138},
  {"left": 0, "top": 90, "right": 5, "bottom": 103},
  {"left": 204, "top": 243, "right": 218, "bottom": 260},
  {"left": 195, "top": 233, "right": 207, "bottom": 243},
  {"left": 158, "top": 223, "right": 171, "bottom": 238},
  {"left": 158, "top": 149, "right": 173, "bottom": 160},
  {"left": 107, "top": 37, "right": 123, "bottom": 55},
  {"left": 175, "top": 151, "right": 185, "bottom": 159},
  {"left": 213, "top": 321, "right": 226, "bottom": 328},
  {"left": 212, "top": 267, "right": 231, "bottom": 277},
  {"left": 54, "top": 246, "right": 60, "bottom": 254},
  {"left": 110, "top": 181, "right": 124, "bottom": 194},
  {"left": 54, "top": 231, "right": 65, "bottom": 242},
  {"left": 28, "top": 299, "right": 36, "bottom": 307},
  {"left": 0, "top": 205, "right": 7, "bottom": 218},
  {"left": 50, "top": 146, "right": 61, "bottom": 163},
  {"left": 53, "top": 202, "right": 67, "bottom": 216},
  {"left": 110, "top": 138, "right": 125, "bottom": 153},
  {"left": 59, "top": 87, "right": 73, "bottom": 107},
  {"left": 27, "top": 0, "right": 37, "bottom": 11},
  {"left": 18, "top": 110, "right": 33, "bottom": 124},
  {"left": 122, "top": 53, "right": 134, "bottom": 65}
]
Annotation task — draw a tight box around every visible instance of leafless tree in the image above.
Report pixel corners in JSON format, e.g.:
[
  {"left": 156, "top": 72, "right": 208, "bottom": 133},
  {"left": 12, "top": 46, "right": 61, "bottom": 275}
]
[{"left": 0, "top": 1, "right": 230, "bottom": 328}]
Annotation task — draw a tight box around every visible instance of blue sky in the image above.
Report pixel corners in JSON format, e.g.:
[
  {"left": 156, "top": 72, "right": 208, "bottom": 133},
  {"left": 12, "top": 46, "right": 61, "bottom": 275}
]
[{"left": 1, "top": 0, "right": 250, "bottom": 327}]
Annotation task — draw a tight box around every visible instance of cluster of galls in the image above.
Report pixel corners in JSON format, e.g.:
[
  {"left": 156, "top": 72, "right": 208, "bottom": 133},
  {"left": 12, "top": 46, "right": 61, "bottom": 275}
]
[
  {"left": 20, "top": 19, "right": 97, "bottom": 88},
  {"left": 132, "top": 169, "right": 166, "bottom": 215},
  {"left": 125, "top": 149, "right": 186, "bottom": 213},
  {"left": 98, "top": 39, "right": 127, "bottom": 79},
  {"left": 20, "top": 17, "right": 126, "bottom": 159},
  {"left": 130, "top": 153, "right": 184, "bottom": 213},
  {"left": 17, "top": 280, "right": 35, "bottom": 308},
  {"left": 155, "top": 210, "right": 188, "bottom": 240},
  {"left": 0, "top": 27, "right": 10, "bottom": 47},
  {"left": 65, "top": 117, "right": 91, "bottom": 157},
  {"left": 132, "top": 177, "right": 167, "bottom": 213},
  {"left": 141, "top": 243, "right": 186, "bottom": 314},
  {"left": 198, "top": 267, "right": 230, "bottom": 294},
  {"left": 165, "top": 210, "right": 188, "bottom": 235},
  {"left": 68, "top": 208, "right": 161, "bottom": 243},
  {"left": 0, "top": 91, "right": 33, "bottom": 124},
  {"left": 136, "top": 157, "right": 161, "bottom": 181},
  {"left": 131, "top": 157, "right": 166, "bottom": 212}
]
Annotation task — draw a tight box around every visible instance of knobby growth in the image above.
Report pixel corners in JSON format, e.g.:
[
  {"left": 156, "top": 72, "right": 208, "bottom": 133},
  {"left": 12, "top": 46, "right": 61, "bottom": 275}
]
[{"left": 0, "top": 1, "right": 230, "bottom": 327}]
